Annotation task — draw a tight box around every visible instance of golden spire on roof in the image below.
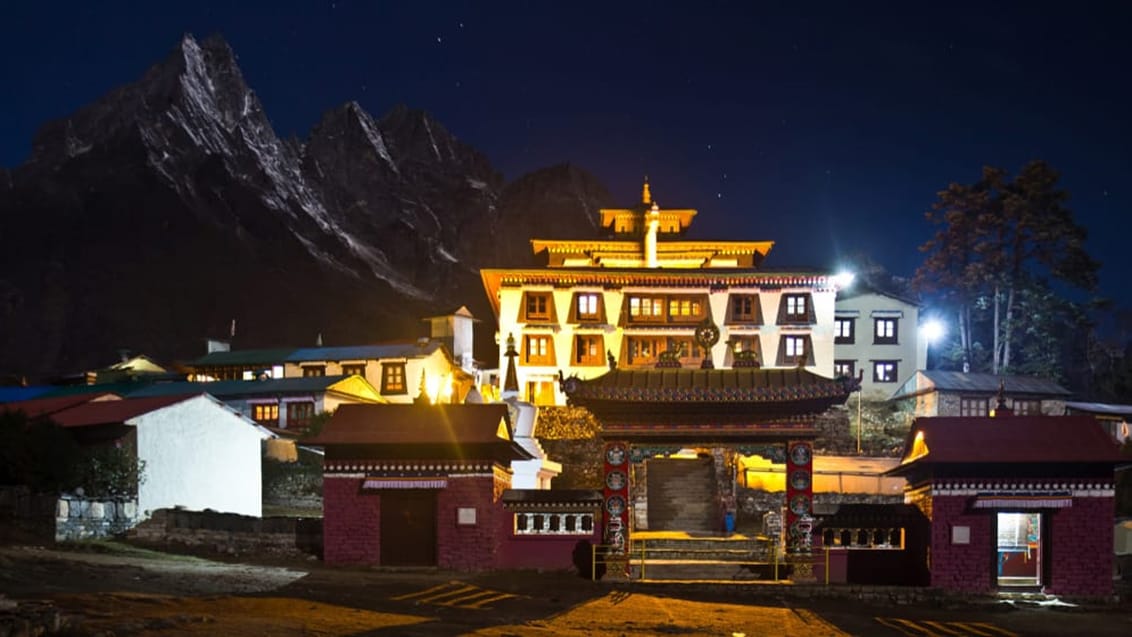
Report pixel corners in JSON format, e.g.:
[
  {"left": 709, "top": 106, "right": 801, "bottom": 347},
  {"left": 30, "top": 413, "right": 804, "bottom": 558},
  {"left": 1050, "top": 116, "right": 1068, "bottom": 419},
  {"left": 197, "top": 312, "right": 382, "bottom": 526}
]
[{"left": 642, "top": 176, "right": 652, "bottom": 205}]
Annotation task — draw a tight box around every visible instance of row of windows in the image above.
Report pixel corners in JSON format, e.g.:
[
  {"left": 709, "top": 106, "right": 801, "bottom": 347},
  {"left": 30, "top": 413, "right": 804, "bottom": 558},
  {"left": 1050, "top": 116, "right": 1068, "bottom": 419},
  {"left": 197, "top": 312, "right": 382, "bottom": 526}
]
[
  {"left": 960, "top": 397, "right": 1043, "bottom": 416},
  {"left": 834, "top": 317, "right": 900, "bottom": 345},
  {"left": 252, "top": 401, "right": 316, "bottom": 427},
  {"left": 833, "top": 360, "right": 899, "bottom": 383},
  {"left": 518, "top": 292, "right": 817, "bottom": 326},
  {"left": 522, "top": 334, "right": 812, "bottom": 368}
]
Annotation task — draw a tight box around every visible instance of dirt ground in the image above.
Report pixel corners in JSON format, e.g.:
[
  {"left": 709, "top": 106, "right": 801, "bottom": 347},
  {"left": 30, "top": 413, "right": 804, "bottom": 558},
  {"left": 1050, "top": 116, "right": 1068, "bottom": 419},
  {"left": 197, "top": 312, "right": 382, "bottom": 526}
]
[
  {"left": 0, "top": 540, "right": 864, "bottom": 636},
  {"left": 4, "top": 540, "right": 1132, "bottom": 637}
]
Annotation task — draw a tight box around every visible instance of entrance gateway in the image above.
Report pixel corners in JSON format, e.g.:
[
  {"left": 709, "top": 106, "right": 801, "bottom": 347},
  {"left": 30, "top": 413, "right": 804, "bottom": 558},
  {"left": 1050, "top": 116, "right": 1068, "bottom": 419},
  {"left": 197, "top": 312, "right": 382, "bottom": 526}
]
[{"left": 561, "top": 365, "right": 858, "bottom": 577}]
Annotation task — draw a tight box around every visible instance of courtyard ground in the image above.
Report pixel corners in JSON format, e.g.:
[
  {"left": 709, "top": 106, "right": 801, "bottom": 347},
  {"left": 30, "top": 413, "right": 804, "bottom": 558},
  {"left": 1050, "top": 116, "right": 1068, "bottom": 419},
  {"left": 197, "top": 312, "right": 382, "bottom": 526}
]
[{"left": 2, "top": 540, "right": 1131, "bottom": 636}]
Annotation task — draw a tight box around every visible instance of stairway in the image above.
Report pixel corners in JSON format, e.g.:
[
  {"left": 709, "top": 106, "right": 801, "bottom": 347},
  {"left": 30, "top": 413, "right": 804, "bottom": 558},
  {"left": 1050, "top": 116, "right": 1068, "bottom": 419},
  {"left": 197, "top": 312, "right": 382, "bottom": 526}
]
[
  {"left": 624, "top": 533, "right": 785, "bottom": 581},
  {"left": 646, "top": 457, "right": 717, "bottom": 532}
]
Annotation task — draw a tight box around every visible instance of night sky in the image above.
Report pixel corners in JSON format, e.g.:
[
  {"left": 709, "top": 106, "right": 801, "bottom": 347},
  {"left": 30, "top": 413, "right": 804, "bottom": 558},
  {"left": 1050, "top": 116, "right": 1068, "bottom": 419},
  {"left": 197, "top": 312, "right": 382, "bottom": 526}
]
[{"left": 2, "top": 2, "right": 1129, "bottom": 307}]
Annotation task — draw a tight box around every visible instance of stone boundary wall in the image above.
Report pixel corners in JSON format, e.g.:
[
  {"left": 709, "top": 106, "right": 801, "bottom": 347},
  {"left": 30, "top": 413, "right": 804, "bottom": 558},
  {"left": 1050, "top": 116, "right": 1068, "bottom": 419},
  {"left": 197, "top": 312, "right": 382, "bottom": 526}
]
[
  {"left": 129, "top": 508, "right": 322, "bottom": 559},
  {"left": 0, "top": 486, "right": 138, "bottom": 543},
  {"left": 55, "top": 495, "right": 139, "bottom": 542}
]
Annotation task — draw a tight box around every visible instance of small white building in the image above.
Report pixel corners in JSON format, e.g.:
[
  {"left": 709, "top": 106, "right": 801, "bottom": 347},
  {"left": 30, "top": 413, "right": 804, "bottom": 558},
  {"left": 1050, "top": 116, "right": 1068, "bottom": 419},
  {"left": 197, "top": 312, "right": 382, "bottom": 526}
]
[{"left": 48, "top": 394, "right": 273, "bottom": 518}]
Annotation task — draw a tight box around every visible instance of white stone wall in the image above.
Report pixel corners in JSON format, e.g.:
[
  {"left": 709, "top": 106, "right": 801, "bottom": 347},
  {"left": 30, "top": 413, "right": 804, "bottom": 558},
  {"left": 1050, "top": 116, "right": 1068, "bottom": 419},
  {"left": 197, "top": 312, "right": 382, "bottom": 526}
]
[{"left": 134, "top": 395, "right": 269, "bottom": 518}]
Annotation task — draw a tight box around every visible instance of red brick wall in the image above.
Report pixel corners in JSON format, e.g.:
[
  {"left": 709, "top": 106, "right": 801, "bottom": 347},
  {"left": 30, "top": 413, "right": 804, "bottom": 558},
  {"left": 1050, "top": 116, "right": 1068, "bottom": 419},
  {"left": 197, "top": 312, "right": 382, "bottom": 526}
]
[
  {"left": 322, "top": 476, "right": 381, "bottom": 565},
  {"left": 929, "top": 495, "right": 994, "bottom": 593},
  {"left": 437, "top": 475, "right": 499, "bottom": 571},
  {"left": 1046, "top": 497, "right": 1114, "bottom": 597}
]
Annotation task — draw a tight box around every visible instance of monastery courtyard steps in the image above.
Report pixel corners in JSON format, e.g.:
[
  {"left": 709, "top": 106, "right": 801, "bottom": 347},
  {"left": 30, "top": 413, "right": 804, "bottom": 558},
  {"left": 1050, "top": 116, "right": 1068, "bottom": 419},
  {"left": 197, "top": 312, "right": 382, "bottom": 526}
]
[
  {"left": 646, "top": 457, "right": 717, "bottom": 532},
  {"left": 625, "top": 532, "right": 785, "bottom": 581}
]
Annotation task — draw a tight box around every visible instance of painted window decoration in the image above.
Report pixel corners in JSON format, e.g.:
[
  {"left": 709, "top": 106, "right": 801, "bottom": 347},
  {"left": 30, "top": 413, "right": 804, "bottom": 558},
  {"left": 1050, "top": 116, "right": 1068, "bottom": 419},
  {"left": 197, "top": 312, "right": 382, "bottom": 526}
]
[
  {"left": 606, "top": 470, "right": 627, "bottom": 491},
  {"left": 605, "top": 495, "right": 626, "bottom": 516},
  {"left": 605, "top": 445, "right": 627, "bottom": 466},
  {"left": 777, "top": 334, "right": 815, "bottom": 367},
  {"left": 790, "top": 444, "right": 812, "bottom": 466},
  {"left": 789, "top": 470, "right": 811, "bottom": 490},
  {"left": 520, "top": 291, "right": 556, "bottom": 323},
  {"left": 381, "top": 363, "right": 407, "bottom": 394}
]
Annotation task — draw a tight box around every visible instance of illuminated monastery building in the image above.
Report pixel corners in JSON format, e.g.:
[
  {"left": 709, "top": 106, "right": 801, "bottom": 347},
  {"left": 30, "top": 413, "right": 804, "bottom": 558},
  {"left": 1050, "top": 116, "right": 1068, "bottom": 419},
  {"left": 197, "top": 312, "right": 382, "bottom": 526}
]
[{"left": 481, "top": 180, "right": 848, "bottom": 403}]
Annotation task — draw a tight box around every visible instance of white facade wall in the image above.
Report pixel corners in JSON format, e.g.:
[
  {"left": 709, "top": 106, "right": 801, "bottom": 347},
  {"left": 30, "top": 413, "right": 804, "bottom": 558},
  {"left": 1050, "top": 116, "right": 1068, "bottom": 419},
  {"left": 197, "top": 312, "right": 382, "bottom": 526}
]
[
  {"left": 497, "top": 283, "right": 838, "bottom": 406},
  {"left": 133, "top": 395, "right": 269, "bottom": 518},
  {"left": 834, "top": 291, "right": 926, "bottom": 400}
]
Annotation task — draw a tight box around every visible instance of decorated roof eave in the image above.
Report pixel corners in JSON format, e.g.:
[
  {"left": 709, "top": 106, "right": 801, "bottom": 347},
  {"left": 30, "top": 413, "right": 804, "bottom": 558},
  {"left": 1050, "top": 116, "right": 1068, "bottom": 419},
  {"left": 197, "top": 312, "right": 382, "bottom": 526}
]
[
  {"left": 530, "top": 239, "right": 775, "bottom": 255},
  {"left": 481, "top": 268, "right": 837, "bottom": 317},
  {"left": 597, "top": 427, "right": 821, "bottom": 443}
]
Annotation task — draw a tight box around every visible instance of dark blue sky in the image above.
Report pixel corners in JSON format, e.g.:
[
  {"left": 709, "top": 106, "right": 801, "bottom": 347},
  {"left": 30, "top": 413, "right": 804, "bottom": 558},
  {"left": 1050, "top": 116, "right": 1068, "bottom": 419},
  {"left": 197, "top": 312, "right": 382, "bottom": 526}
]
[{"left": 2, "top": 2, "right": 1129, "bottom": 306}]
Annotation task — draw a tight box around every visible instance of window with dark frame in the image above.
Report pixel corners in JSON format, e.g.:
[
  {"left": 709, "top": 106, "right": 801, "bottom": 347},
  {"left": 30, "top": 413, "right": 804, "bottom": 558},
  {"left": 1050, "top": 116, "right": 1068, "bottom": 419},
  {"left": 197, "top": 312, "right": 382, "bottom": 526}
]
[
  {"left": 874, "top": 318, "right": 899, "bottom": 344},
  {"left": 252, "top": 403, "right": 279, "bottom": 424},
  {"left": 574, "top": 334, "right": 604, "bottom": 366},
  {"left": 524, "top": 334, "right": 555, "bottom": 365},
  {"left": 381, "top": 363, "right": 407, "bottom": 394},
  {"left": 960, "top": 397, "right": 989, "bottom": 417},
  {"left": 575, "top": 293, "right": 602, "bottom": 322},
  {"left": 729, "top": 295, "right": 760, "bottom": 323},
  {"left": 833, "top": 360, "right": 856, "bottom": 378},
  {"left": 302, "top": 365, "right": 326, "bottom": 377},
  {"left": 525, "top": 292, "right": 553, "bottom": 322},
  {"left": 626, "top": 335, "right": 665, "bottom": 365},
  {"left": 835, "top": 318, "right": 855, "bottom": 344},
  {"left": 778, "top": 293, "right": 814, "bottom": 325},
  {"left": 286, "top": 401, "right": 315, "bottom": 428},
  {"left": 873, "top": 360, "right": 898, "bottom": 383},
  {"left": 341, "top": 363, "right": 366, "bottom": 377},
  {"left": 1010, "top": 399, "right": 1042, "bottom": 415},
  {"left": 627, "top": 295, "right": 665, "bottom": 321}
]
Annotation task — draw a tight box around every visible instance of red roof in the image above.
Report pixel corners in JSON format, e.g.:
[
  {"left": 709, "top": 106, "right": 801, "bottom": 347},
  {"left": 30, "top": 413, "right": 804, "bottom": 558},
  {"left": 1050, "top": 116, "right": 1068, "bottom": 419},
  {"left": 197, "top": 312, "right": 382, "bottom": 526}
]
[
  {"left": 49, "top": 395, "right": 196, "bottom": 428},
  {"left": 303, "top": 403, "right": 515, "bottom": 446},
  {"left": 1, "top": 392, "right": 121, "bottom": 418},
  {"left": 893, "top": 415, "right": 1123, "bottom": 471}
]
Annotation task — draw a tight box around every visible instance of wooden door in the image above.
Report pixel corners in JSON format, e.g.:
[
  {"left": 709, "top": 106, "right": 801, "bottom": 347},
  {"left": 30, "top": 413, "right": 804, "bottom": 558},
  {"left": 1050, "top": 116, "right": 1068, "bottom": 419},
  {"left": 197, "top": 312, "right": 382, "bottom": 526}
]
[{"left": 380, "top": 490, "right": 438, "bottom": 566}]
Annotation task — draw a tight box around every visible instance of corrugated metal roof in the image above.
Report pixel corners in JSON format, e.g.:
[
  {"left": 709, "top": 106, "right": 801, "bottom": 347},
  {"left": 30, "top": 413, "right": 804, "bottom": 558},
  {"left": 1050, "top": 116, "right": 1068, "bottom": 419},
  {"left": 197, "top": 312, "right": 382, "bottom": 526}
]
[
  {"left": 49, "top": 395, "right": 194, "bottom": 428},
  {"left": 191, "top": 348, "right": 299, "bottom": 366},
  {"left": 1065, "top": 401, "right": 1132, "bottom": 418},
  {"left": 0, "top": 386, "right": 53, "bottom": 404},
  {"left": 286, "top": 341, "right": 438, "bottom": 362},
  {"left": 0, "top": 392, "right": 121, "bottom": 418},
  {"left": 893, "top": 415, "right": 1122, "bottom": 468},
  {"left": 125, "top": 376, "right": 354, "bottom": 398},
  {"left": 893, "top": 370, "right": 1070, "bottom": 399}
]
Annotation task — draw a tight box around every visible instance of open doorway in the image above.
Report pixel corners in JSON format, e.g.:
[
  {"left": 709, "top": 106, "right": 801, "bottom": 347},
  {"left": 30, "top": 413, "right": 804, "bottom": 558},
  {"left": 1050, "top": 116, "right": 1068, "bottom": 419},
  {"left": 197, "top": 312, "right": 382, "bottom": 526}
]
[{"left": 996, "top": 512, "right": 1041, "bottom": 587}]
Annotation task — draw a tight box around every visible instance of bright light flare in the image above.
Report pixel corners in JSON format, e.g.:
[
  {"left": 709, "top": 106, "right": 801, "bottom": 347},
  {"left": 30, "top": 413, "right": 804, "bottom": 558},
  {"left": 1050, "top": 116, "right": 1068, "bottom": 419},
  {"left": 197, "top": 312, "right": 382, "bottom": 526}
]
[
  {"left": 920, "top": 319, "right": 946, "bottom": 343},
  {"left": 832, "top": 271, "right": 855, "bottom": 289}
]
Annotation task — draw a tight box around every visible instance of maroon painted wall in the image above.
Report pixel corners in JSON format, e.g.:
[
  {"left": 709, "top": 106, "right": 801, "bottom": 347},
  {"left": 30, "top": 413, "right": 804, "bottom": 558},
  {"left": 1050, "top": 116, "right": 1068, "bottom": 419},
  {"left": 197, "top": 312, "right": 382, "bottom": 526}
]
[
  {"left": 323, "top": 476, "right": 381, "bottom": 565},
  {"left": 495, "top": 513, "right": 603, "bottom": 571},
  {"left": 929, "top": 495, "right": 995, "bottom": 593},
  {"left": 1046, "top": 497, "right": 1115, "bottom": 597},
  {"left": 436, "top": 475, "right": 500, "bottom": 570},
  {"left": 928, "top": 492, "right": 1115, "bottom": 597}
]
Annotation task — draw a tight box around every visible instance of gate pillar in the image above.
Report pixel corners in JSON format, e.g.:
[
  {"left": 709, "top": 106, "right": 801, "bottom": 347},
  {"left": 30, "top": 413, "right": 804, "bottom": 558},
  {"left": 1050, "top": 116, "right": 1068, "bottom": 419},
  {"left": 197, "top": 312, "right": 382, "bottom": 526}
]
[
  {"left": 785, "top": 440, "right": 815, "bottom": 580},
  {"left": 602, "top": 441, "right": 631, "bottom": 565}
]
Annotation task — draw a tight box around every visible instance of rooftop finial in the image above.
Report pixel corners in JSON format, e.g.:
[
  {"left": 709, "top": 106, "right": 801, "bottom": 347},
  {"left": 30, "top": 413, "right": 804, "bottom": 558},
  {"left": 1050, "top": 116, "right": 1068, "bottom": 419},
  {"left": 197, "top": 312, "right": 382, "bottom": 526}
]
[{"left": 642, "top": 176, "right": 651, "bottom": 205}]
